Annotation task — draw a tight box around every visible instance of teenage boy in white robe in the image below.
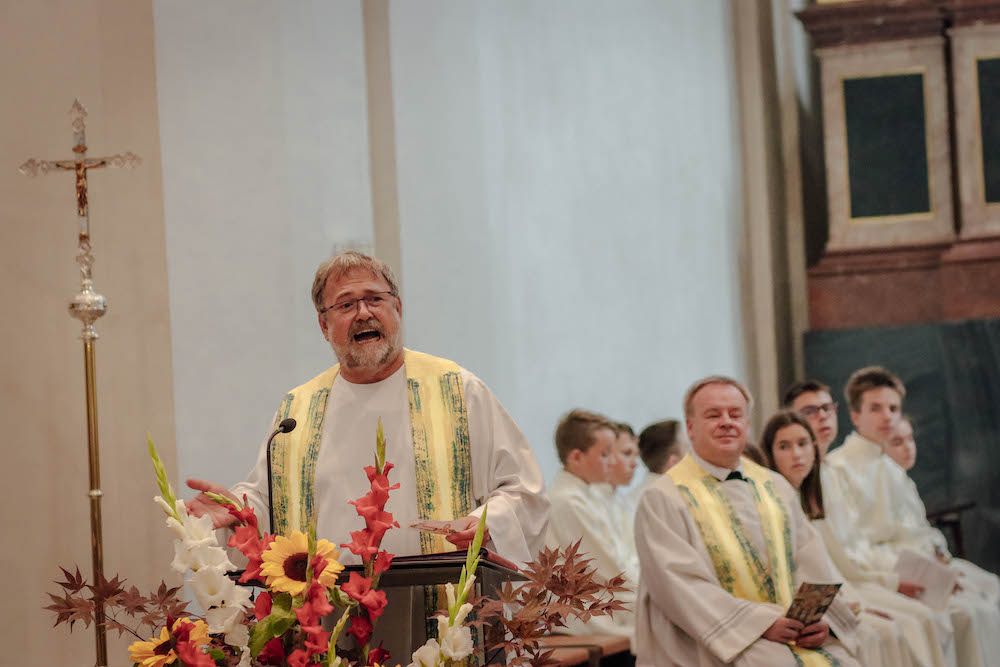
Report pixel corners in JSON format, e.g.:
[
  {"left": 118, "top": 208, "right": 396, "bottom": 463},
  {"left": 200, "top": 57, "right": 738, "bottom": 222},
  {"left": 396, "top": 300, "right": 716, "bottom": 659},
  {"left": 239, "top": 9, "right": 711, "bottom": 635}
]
[
  {"left": 826, "top": 366, "right": 1000, "bottom": 667},
  {"left": 546, "top": 409, "right": 636, "bottom": 640},
  {"left": 786, "top": 380, "right": 956, "bottom": 667},
  {"left": 634, "top": 376, "right": 859, "bottom": 666}
]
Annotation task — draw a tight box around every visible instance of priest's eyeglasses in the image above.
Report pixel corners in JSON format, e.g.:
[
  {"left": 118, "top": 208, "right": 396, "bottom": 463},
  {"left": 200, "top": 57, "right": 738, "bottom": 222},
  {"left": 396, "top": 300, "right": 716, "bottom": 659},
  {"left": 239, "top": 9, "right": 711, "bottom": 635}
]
[
  {"left": 320, "top": 291, "right": 396, "bottom": 316},
  {"left": 798, "top": 402, "right": 837, "bottom": 418}
]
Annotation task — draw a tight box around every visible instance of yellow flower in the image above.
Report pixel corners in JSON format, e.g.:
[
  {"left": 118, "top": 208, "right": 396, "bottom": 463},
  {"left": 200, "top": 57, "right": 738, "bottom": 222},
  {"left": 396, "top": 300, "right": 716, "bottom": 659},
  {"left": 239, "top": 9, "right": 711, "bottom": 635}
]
[
  {"left": 259, "top": 531, "right": 344, "bottom": 596},
  {"left": 128, "top": 617, "right": 210, "bottom": 667}
]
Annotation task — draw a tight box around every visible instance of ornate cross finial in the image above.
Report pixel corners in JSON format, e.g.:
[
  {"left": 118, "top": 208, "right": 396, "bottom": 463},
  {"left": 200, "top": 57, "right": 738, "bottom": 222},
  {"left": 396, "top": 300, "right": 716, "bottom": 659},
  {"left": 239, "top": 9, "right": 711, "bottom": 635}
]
[
  {"left": 19, "top": 99, "right": 141, "bottom": 218},
  {"left": 19, "top": 100, "right": 142, "bottom": 340}
]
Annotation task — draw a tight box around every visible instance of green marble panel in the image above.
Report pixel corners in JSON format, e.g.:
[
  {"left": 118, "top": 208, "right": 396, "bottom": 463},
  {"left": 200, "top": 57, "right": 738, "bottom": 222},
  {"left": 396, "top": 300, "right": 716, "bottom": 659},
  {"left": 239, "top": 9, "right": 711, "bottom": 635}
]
[
  {"left": 843, "top": 73, "right": 931, "bottom": 218},
  {"left": 977, "top": 58, "right": 1000, "bottom": 203}
]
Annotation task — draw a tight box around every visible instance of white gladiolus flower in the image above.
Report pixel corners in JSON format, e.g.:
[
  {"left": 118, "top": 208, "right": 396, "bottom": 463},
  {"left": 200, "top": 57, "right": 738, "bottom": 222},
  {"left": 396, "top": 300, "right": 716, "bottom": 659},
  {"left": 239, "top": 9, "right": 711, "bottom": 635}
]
[
  {"left": 191, "top": 567, "right": 233, "bottom": 610},
  {"left": 408, "top": 638, "right": 442, "bottom": 667},
  {"left": 206, "top": 602, "right": 250, "bottom": 649},
  {"left": 453, "top": 602, "right": 474, "bottom": 628},
  {"left": 170, "top": 539, "right": 235, "bottom": 574},
  {"left": 153, "top": 495, "right": 174, "bottom": 517},
  {"left": 461, "top": 574, "right": 476, "bottom": 599},
  {"left": 445, "top": 581, "right": 456, "bottom": 611},
  {"left": 436, "top": 615, "right": 474, "bottom": 661}
]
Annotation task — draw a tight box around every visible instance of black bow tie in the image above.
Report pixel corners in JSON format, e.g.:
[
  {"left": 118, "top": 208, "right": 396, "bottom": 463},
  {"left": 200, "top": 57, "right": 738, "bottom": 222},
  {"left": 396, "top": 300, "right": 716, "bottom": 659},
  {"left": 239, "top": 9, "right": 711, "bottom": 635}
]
[{"left": 725, "top": 470, "right": 746, "bottom": 482}]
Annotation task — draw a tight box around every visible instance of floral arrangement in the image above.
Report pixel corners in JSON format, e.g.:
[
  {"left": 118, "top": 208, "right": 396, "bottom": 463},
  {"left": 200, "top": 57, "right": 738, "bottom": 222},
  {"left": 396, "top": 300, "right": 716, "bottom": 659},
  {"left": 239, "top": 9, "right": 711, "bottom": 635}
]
[{"left": 47, "top": 424, "right": 626, "bottom": 667}]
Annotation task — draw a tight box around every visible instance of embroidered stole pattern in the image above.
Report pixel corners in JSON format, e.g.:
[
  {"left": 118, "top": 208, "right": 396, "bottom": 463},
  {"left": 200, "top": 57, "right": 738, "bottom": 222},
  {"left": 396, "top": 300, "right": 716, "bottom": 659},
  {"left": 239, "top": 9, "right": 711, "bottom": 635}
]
[{"left": 668, "top": 454, "right": 840, "bottom": 667}]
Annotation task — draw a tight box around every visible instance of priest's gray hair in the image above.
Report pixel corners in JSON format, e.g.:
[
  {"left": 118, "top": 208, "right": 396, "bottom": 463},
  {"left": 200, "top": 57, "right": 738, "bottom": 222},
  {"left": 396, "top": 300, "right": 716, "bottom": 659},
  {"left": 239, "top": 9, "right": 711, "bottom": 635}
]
[
  {"left": 683, "top": 375, "right": 753, "bottom": 418},
  {"left": 311, "top": 250, "right": 400, "bottom": 311}
]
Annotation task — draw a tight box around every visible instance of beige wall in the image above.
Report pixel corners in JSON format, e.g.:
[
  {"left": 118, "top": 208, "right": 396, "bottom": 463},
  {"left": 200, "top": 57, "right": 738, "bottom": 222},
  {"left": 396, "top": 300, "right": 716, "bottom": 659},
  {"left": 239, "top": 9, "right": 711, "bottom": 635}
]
[{"left": 0, "top": 1, "right": 178, "bottom": 664}]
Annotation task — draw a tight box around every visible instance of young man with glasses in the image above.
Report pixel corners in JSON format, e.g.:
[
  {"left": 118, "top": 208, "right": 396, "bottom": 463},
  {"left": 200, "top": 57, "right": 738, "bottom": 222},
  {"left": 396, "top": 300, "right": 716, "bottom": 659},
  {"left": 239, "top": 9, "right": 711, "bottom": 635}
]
[
  {"left": 185, "top": 250, "right": 549, "bottom": 572},
  {"left": 782, "top": 380, "right": 839, "bottom": 458}
]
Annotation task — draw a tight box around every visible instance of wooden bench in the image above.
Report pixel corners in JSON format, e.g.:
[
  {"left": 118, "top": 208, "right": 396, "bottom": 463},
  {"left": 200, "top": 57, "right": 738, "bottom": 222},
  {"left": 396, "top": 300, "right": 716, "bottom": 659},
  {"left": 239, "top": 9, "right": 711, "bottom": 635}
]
[{"left": 537, "top": 634, "right": 633, "bottom": 666}]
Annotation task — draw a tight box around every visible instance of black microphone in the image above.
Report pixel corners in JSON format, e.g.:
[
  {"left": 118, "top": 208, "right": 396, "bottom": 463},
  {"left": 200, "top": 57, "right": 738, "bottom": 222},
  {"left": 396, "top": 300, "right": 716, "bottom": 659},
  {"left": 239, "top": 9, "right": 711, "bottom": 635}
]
[{"left": 266, "top": 418, "right": 297, "bottom": 534}]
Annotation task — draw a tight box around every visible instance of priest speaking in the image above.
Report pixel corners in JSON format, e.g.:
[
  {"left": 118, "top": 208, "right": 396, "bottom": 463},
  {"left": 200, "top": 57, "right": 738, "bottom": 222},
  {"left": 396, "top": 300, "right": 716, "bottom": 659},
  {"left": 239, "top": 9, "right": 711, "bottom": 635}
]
[
  {"left": 633, "top": 376, "right": 860, "bottom": 666},
  {"left": 185, "top": 250, "right": 548, "bottom": 567}
]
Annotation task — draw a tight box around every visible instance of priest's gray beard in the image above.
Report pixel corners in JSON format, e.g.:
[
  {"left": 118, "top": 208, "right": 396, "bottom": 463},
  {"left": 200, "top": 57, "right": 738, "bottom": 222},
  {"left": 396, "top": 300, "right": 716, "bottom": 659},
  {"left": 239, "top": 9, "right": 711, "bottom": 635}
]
[{"left": 333, "top": 317, "right": 402, "bottom": 371}]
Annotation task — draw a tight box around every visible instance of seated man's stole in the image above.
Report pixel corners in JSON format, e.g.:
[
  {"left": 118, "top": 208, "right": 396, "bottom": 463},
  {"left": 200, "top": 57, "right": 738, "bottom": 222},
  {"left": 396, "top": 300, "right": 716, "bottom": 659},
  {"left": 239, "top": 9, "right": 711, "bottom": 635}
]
[
  {"left": 668, "top": 454, "right": 842, "bottom": 667},
  {"left": 269, "top": 348, "right": 473, "bottom": 554}
]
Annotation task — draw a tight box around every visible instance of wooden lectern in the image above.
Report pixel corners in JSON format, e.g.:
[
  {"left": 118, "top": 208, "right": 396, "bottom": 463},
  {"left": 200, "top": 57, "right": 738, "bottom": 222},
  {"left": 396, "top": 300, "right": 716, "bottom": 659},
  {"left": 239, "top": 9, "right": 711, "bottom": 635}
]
[{"left": 340, "top": 550, "right": 525, "bottom": 666}]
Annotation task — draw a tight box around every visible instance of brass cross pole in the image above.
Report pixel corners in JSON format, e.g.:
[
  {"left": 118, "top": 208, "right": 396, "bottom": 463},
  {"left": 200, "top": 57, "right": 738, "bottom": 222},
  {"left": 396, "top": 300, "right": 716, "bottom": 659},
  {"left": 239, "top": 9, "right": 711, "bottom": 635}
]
[{"left": 19, "top": 100, "right": 141, "bottom": 667}]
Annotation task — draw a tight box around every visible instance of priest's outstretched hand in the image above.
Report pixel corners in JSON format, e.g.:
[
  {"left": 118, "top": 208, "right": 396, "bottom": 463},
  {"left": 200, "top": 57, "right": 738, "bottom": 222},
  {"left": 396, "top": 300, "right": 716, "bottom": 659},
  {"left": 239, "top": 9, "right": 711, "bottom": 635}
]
[
  {"left": 445, "top": 514, "right": 491, "bottom": 550},
  {"left": 185, "top": 478, "right": 240, "bottom": 529}
]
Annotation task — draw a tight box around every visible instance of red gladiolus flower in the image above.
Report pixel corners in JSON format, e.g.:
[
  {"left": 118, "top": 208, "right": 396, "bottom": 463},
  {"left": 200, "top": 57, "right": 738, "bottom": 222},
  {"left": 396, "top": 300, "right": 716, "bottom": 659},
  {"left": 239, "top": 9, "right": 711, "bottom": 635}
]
[
  {"left": 347, "top": 613, "right": 373, "bottom": 646},
  {"left": 260, "top": 638, "right": 285, "bottom": 665},
  {"left": 176, "top": 641, "right": 215, "bottom": 667},
  {"left": 240, "top": 533, "right": 276, "bottom": 583},
  {"left": 229, "top": 524, "right": 263, "bottom": 559},
  {"left": 306, "top": 579, "right": 334, "bottom": 617},
  {"left": 295, "top": 600, "right": 320, "bottom": 629},
  {"left": 303, "top": 623, "right": 330, "bottom": 657},
  {"left": 254, "top": 591, "right": 273, "bottom": 621},
  {"left": 225, "top": 495, "right": 259, "bottom": 530},
  {"left": 373, "top": 550, "right": 394, "bottom": 576},
  {"left": 341, "top": 529, "right": 380, "bottom": 560},
  {"left": 287, "top": 648, "right": 317, "bottom": 667},
  {"left": 341, "top": 572, "right": 389, "bottom": 623},
  {"left": 368, "top": 643, "right": 390, "bottom": 666}
]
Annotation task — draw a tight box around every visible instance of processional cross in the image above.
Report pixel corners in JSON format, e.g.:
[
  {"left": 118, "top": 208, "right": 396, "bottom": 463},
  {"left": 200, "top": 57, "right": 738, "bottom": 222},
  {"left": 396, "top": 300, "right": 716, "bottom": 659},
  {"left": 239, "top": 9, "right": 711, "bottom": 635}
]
[{"left": 19, "top": 100, "right": 141, "bottom": 667}]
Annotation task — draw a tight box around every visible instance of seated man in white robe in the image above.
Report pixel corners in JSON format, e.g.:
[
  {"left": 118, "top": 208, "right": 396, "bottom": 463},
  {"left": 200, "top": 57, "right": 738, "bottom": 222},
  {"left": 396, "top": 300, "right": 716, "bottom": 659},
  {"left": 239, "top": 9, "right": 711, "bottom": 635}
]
[
  {"left": 634, "top": 376, "right": 860, "bottom": 666},
  {"left": 785, "top": 379, "right": 956, "bottom": 667},
  {"left": 546, "top": 409, "right": 636, "bottom": 640},
  {"left": 183, "top": 250, "right": 549, "bottom": 568},
  {"left": 826, "top": 366, "right": 1000, "bottom": 667}
]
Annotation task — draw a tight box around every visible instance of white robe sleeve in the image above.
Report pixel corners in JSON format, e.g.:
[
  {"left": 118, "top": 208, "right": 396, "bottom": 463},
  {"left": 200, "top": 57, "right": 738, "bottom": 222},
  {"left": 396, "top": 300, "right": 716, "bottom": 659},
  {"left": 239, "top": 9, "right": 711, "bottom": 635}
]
[
  {"left": 634, "top": 479, "right": 783, "bottom": 663},
  {"left": 463, "top": 370, "right": 549, "bottom": 568}
]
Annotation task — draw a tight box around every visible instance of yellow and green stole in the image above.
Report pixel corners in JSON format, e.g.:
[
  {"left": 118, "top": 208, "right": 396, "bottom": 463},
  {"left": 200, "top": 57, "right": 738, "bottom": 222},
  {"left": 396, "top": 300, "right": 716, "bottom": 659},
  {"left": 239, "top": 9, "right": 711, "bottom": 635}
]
[
  {"left": 668, "top": 454, "right": 840, "bottom": 667},
  {"left": 267, "top": 348, "right": 473, "bottom": 548}
]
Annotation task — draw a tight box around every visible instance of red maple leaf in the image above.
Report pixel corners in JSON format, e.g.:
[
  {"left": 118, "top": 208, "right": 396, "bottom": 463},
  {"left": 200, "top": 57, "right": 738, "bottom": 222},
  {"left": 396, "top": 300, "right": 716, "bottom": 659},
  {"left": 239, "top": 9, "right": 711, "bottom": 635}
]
[{"left": 55, "top": 566, "right": 88, "bottom": 594}]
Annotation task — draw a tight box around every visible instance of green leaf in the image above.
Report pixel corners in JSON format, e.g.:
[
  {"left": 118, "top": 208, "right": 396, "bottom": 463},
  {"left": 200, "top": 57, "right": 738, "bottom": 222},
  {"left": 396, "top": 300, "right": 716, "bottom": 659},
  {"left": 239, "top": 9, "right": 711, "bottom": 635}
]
[
  {"left": 207, "top": 648, "right": 226, "bottom": 660},
  {"left": 248, "top": 616, "right": 275, "bottom": 657}
]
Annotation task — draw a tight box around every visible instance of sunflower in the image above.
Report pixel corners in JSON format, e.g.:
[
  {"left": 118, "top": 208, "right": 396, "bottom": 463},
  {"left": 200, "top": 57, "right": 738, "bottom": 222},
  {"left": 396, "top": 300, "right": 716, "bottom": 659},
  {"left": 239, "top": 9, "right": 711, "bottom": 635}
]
[
  {"left": 260, "top": 531, "right": 344, "bottom": 596},
  {"left": 128, "top": 617, "right": 210, "bottom": 667}
]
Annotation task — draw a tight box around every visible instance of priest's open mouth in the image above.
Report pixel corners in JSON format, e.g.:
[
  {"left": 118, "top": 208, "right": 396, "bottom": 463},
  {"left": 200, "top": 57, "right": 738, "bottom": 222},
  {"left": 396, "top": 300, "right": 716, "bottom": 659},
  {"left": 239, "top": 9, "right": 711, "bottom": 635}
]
[{"left": 353, "top": 330, "right": 382, "bottom": 343}]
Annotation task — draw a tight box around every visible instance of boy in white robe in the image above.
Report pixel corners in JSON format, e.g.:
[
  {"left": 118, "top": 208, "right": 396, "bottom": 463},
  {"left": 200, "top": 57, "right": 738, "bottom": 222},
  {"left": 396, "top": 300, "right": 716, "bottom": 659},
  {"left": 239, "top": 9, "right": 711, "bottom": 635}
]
[
  {"left": 786, "top": 380, "right": 956, "bottom": 667},
  {"left": 546, "top": 409, "right": 636, "bottom": 640},
  {"left": 631, "top": 419, "right": 686, "bottom": 503},
  {"left": 826, "top": 366, "right": 1000, "bottom": 667},
  {"left": 594, "top": 422, "right": 641, "bottom": 579},
  {"left": 887, "top": 416, "right": 1000, "bottom": 605},
  {"left": 634, "top": 376, "right": 859, "bottom": 666}
]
